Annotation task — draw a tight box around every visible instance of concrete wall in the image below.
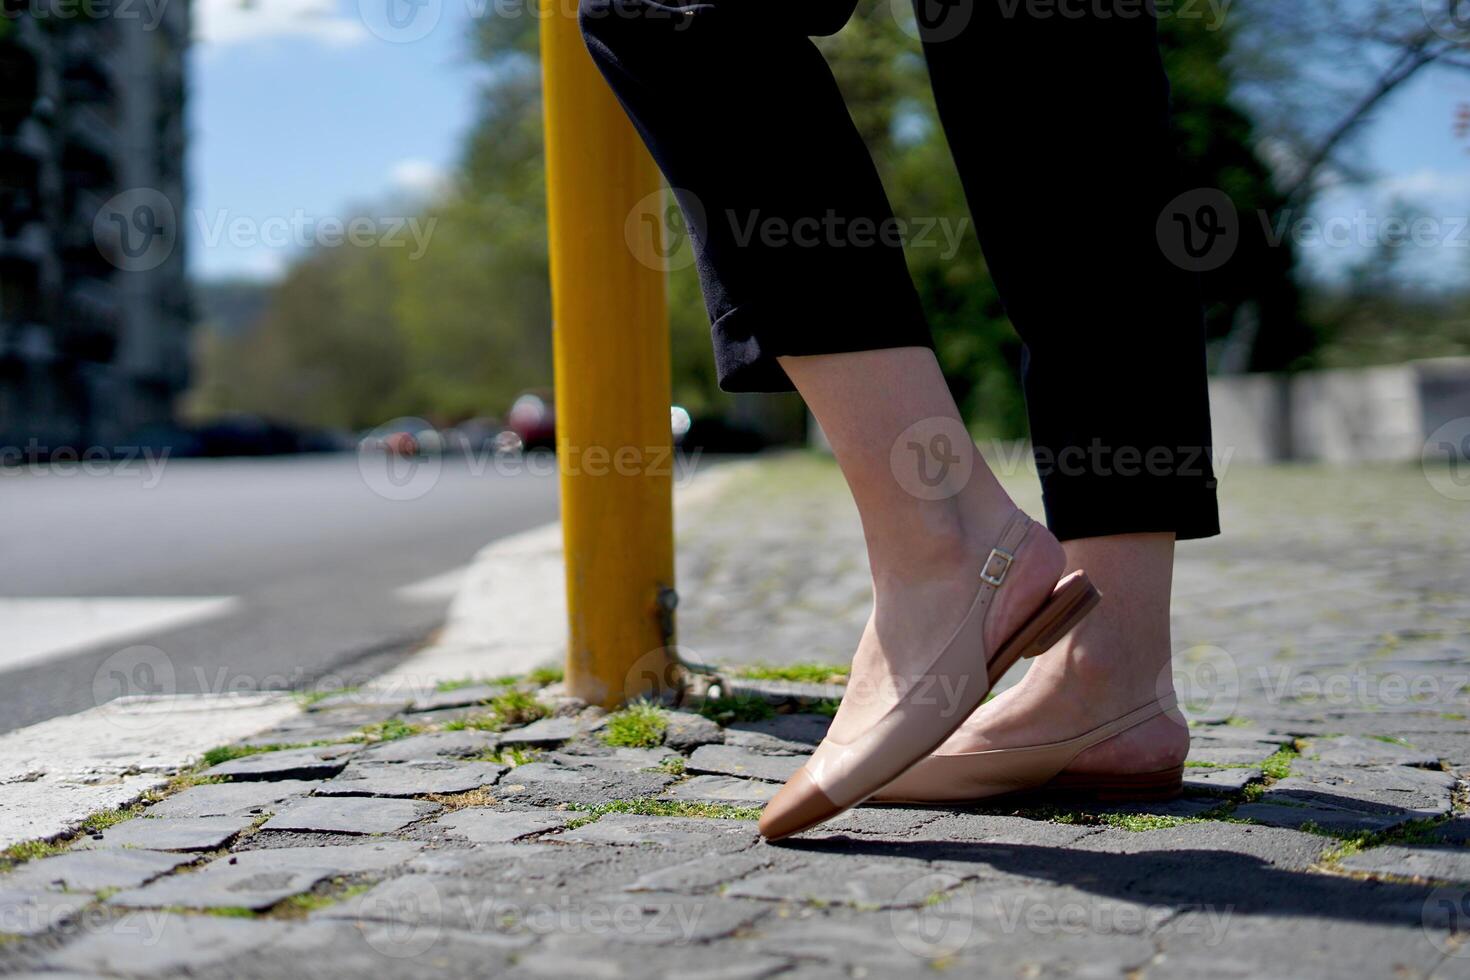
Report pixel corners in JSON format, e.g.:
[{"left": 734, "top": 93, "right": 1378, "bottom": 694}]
[
  {"left": 804, "top": 358, "right": 1470, "bottom": 466},
  {"left": 1210, "top": 357, "right": 1470, "bottom": 464}
]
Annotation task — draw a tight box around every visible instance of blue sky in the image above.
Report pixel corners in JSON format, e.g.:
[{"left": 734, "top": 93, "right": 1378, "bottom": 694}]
[{"left": 189, "top": 0, "right": 1470, "bottom": 287}]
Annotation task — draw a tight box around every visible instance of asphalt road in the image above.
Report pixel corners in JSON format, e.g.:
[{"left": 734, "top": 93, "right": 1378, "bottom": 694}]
[{"left": 0, "top": 452, "right": 561, "bottom": 734}]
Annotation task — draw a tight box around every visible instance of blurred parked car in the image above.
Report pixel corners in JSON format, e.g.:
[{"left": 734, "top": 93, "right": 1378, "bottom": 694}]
[
  {"left": 126, "top": 415, "right": 347, "bottom": 458},
  {"left": 357, "top": 418, "right": 443, "bottom": 458},
  {"left": 194, "top": 414, "right": 307, "bottom": 457},
  {"left": 506, "top": 390, "right": 556, "bottom": 452},
  {"left": 446, "top": 417, "right": 503, "bottom": 455}
]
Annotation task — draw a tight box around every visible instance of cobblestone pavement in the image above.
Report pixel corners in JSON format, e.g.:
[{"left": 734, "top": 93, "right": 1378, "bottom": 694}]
[{"left": 3, "top": 456, "right": 1470, "bottom": 978}]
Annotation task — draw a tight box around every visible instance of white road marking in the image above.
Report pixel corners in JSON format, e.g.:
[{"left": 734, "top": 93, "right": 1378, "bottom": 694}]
[
  {"left": 0, "top": 597, "right": 240, "bottom": 672},
  {"left": 393, "top": 566, "right": 469, "bottom": 603}
]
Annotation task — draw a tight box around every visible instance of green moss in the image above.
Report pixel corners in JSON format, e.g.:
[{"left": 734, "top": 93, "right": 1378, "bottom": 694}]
[
  {"left": 1097, "top": 812, "right": 1197, "bottom": 832},
  {"left": 275, "top": 883, "right": 371, "bottom": 917},
  {"left": 360, "top": 719, "right": 423, "bottom": 743},
  {"left": 698, "top": 695, "right": 774, "bottom": 724},
  {"left": 293, "top": 686, "right": 359, "bottom": 708},
  {"left": 734, "top": 663, "right": 849, "bottom": 684},
  {"left": 201, "top": 743, "right": 290, "bottom": 767},
  {"left": 200, "top": 740, "right": 362, "bottom": 767},
  {"left": 1260, "top": 745, "right": 1299, "bottom": 780},
  {"left": 0, "top": 838, "right": 67, "bottom": 870},
  {"left": 434, "top": 678, "right": 483, "bottom": 693},
  {"left": 566, "top": 798, "right": 762, "bottom": 822},
  {"left": 809, "top": 699, "right": 842, "bottom": 718},
  {"left": 480, "top": 746, "right": 541, "bottom": 767},
  {"left": 78, "top": 806, "right": 141, "bottom": 835},
  {"left": 601, "top": 700, "right": 669, "bottom": 748},
  {"left": 1312, "top": 816, "right": 1450, "bottom": 864},
  {"left": 201, "top": 906, "right": 259, "bottom": 919},
  {"left": 650, "top": 756, "right": 686, "bottom": 776}
]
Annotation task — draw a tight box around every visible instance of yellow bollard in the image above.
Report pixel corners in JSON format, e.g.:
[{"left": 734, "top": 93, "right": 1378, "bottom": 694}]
[{"left": 539, "top": 0, "right": 677, "bottom": 708}]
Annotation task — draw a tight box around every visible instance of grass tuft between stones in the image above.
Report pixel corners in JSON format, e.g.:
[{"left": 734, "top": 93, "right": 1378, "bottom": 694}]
[
  {"left": 528, "top": 665, "right": 565, "bottom": 686},
  {"left": 601, "top": 700, "right": 669, "bottom": 749},
  {"left": 479, "top": 746, "right": 542, "bottom": 767},
  {"left": 293, "top": 686, "right": 359, "bottom": 708},
  {"left": 200, "top": 740, "right": 359, "bottom": 768},
  {"left": 698, "top": 694, "right": 775, "bottom": 724},
  {"left": 359, "top": 719, "right": 424, "bottom": 743},
  {"left": 444, "top": 691, "right": 550, "bottom": 733}
]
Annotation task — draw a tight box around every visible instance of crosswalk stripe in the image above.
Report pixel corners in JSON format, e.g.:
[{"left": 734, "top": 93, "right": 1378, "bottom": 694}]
[{"left": 0, "top": 597, "right": 240, "bottom": 672}]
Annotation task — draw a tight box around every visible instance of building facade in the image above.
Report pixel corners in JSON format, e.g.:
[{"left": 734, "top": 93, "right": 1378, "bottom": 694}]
[{"left": 0, "top": 4, "right": 189, "bottom": 456}]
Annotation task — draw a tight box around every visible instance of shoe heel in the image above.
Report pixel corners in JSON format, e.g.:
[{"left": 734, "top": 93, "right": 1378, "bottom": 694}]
[
  {"left": 1048, "top": 765, "right": 1185, "bottom": 802},
  {"left": 1028, "top": 575, "right": 1102, "bottom": 655},
  {"left": 987, "top": 572, "right": 1101, "bottom": 684}
]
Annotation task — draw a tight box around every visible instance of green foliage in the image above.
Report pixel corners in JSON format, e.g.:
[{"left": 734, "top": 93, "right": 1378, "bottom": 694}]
[{"left": 190, "top": 0, "right": 1308, "bottom": 430}]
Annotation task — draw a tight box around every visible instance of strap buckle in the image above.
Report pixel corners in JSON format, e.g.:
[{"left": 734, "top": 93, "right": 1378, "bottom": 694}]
[{"left": 980, "top": 546, "right": 1014, "bottom": 587}]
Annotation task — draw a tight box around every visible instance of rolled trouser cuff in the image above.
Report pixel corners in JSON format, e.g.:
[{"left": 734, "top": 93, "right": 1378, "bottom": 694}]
[
  {"left": 711, "top": 293, "right": 934, "bottom": 393},
  {"left": 1038, "top": 461, "right": 1221, "bottom": 542}
]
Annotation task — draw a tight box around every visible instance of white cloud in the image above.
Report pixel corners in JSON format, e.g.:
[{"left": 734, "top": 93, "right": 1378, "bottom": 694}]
[
  {"left": 1377, "top": 168, "right": 1470, "bottom": 199},
  {"left": 389, "top": 158, "right": 452, "bottom": 199},
  {"left": 195, "top": 0, "right": 368, "bottom": 48}
]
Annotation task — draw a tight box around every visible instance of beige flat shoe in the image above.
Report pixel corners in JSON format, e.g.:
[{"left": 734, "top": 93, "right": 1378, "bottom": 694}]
[
  {"left": 870, "top": 693, "right": 1183, "bottom": 805},
  {"left": 758, "top": 509, "right": 1102, "bottom": 841}
]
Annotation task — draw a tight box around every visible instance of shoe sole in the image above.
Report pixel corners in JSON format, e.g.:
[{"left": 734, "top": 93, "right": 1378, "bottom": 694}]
[
  {"left": 1040, "top": 765, "right": 1186, "bottom": 801},
  {"left": 762, "top": 571, "right": 1102, "bottom": 841}
]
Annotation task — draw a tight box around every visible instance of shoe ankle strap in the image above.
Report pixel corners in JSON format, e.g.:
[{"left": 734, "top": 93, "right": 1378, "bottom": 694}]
[
  {"left": 980, "top": 509, "right": 1033, "bottom": 587},
  {"left": 1084, "top": 692, "right": 1180, "bottom": 747}
]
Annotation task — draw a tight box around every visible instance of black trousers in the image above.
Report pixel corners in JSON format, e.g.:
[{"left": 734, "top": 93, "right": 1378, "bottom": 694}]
[{"left": 580, "top": 0, "right": 1220, "bottom": 541}]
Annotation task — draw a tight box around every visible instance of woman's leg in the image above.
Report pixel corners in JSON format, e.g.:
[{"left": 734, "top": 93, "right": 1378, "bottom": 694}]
[
  {"left": 579, "top": 0, "right": 932, "bottom": 393},
  {"left": 776, "top": 347, "right": 1065, "bottom": 743},
  {"left": 912, "top": 3, "right": 1217, "bottom": 758},
  {"left": 582, "top": 0, "right": 1088, "bottom": 829}
]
